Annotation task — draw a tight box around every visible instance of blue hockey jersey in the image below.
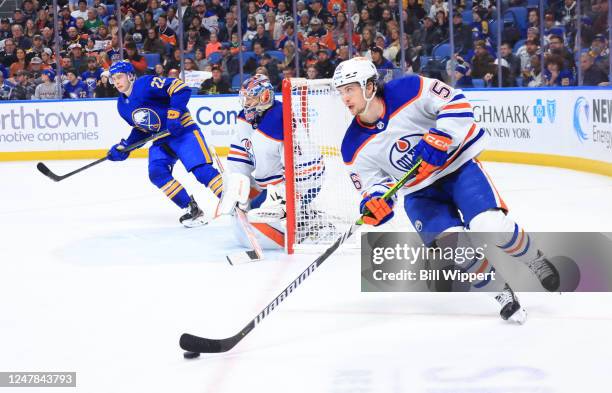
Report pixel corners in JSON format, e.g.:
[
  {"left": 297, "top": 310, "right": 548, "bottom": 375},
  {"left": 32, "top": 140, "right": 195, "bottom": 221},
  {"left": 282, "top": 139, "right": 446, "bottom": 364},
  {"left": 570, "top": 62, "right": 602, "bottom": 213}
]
[
  {"left": 63, "top": 80, "right": 88, "bottom": 99},
  {"left": 116, "top": 75, "right": 198, "bottom": 144}
]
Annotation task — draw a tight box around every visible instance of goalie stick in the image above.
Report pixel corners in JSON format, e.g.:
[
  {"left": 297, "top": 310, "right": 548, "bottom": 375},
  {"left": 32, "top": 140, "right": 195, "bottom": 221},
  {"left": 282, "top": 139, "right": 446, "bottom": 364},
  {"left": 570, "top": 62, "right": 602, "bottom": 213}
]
[
  {"left": 209, "top": 148, "right": 264, "bottom": 265},
  {"left": 179, "top": 159, "right": 422, "bottom": 354},
  {"left": 37, "top": 131, "right": 170, "bottom": 182}
]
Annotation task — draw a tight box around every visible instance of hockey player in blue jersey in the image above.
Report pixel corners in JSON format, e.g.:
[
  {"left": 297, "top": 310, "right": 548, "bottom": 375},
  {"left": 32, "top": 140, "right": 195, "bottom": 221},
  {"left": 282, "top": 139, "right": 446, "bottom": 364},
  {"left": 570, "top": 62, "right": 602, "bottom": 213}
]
[{"left": 106, "top": 61, "right": 223, "bottom": 227}]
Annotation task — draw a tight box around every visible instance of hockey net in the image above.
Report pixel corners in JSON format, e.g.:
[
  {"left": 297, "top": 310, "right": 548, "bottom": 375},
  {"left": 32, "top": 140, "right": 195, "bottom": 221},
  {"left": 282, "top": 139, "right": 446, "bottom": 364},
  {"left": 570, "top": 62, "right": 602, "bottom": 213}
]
[{"left": 282, "top": 78, "right": 362, "bottom": 254}]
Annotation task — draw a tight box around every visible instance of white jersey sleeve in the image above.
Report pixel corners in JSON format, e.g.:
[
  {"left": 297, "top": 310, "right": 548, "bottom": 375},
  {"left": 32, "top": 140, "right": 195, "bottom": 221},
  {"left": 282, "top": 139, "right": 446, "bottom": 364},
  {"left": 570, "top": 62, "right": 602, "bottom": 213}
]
[
  {"left": 418, "top": 77, "right": 475, "bottom": 148},
  {"left": 227, "top": 101, "right": 285, "bottom": 189}
]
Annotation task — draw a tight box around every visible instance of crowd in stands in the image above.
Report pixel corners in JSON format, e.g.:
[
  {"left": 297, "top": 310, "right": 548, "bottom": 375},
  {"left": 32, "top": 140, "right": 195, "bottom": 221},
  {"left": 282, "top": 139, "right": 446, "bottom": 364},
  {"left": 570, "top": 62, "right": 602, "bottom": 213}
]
[{"left": 0, "top": 0, "right": 608, "bottom": 100}]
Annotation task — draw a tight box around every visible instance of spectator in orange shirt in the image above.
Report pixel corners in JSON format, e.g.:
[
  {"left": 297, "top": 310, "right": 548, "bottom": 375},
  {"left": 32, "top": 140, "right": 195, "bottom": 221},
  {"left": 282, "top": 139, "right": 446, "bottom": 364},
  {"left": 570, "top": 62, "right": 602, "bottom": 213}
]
[
  {"left": 157, "top": 14, "right": 177, "bottom": 47},
  {"left": 125, "top": 42, "right": 148, "bottom": 75},
  {"left": 9, "top": 48, "right": 28, "bottom": 77},
  {"left": 205, "top": 32, "right": 222, "bottom": 58}
]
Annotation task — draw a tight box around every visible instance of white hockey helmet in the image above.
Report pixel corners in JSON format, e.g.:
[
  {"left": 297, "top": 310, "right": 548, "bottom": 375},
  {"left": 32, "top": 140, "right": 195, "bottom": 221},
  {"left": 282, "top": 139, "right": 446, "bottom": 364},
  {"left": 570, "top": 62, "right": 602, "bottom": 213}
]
[{"left": 332, "top": 57, "right": 378, "bottom": 90}]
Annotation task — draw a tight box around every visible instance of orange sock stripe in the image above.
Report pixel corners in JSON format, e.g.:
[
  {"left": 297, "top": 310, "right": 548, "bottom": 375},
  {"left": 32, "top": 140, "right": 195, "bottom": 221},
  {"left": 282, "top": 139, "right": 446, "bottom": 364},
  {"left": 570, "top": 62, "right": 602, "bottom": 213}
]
[
  {"left": 475, "top": 259, "right": 489, "bottom": 274},
  {"left": 506, "top": 229, "right": 525, "bottom": 254}
]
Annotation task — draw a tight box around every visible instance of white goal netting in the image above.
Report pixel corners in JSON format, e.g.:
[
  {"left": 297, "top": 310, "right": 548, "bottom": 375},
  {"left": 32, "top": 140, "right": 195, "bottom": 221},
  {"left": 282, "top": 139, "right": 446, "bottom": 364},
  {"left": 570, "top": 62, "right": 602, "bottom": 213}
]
[{"left": 282, "top": 78, "right": 362, "bottom": 253}]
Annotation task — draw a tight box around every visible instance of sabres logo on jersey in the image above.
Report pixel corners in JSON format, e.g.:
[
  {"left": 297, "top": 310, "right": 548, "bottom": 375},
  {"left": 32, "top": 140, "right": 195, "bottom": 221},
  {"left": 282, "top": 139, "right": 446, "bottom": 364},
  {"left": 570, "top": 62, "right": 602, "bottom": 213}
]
[
  {"left": 132, "top": 108, "right": 161, "bottom": 132},
  {"left": 389, "top": 134, "right": 421, "bottom": 172}
]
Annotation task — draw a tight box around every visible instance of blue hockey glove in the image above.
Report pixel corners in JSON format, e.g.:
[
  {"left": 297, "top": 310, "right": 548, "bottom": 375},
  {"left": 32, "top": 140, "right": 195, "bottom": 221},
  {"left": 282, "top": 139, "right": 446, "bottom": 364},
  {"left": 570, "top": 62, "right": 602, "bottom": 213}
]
[
  {"left": 412, "top": 129, "right": 452, "bottom": 181},
  {"left": 360, "top": 192, "right": 394, "bottom": 226},
  {"left": 167, "top": 108, "right": 185, "bottom": 137},
  {"left": 107, "top": 140, "right": 130, "bottom": 161}
]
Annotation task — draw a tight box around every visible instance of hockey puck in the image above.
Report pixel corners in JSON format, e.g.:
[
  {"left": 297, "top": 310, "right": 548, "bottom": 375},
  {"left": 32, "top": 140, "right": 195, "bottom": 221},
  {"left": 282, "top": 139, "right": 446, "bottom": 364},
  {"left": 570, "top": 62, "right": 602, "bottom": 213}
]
[{"left": 183, "top": 351, "right": 201, "bottom": 359}]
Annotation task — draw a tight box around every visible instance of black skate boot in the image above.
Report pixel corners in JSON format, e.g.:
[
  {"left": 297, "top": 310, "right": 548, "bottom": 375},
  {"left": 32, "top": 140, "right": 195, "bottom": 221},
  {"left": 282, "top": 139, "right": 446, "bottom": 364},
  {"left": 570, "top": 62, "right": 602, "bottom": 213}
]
[
  {"left": 495, "top": 284, "right": 527, "bottom": 324},
  {"left": 179, "top": 196, "right": 208, "bottom": 228},
  {"left": 526, "top": 250, "right": 560, "bottom": 291}
]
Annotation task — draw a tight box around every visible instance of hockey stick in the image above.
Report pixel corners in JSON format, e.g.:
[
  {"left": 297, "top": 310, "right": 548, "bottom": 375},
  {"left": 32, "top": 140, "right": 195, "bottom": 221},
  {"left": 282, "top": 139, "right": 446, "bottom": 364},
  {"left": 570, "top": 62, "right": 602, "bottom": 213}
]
[
  {"left": 37, "top": 131, "right": 170, "bottom": 182},
  {"left": 209, "top": 148, "right": 264, "bottom": 264},
  {"left": 179, "top": 159, "right": 422, "bottom": 354}
]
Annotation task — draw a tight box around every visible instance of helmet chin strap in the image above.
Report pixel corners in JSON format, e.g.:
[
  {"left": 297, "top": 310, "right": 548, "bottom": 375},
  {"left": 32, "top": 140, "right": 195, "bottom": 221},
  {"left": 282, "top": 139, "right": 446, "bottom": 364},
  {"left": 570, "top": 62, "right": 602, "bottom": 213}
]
[
  {"left": 357, "top": 81, "right": 377, "bottom": 117},
  {"left": 123, "top": 73, "right": 136, "bottom": 96}
]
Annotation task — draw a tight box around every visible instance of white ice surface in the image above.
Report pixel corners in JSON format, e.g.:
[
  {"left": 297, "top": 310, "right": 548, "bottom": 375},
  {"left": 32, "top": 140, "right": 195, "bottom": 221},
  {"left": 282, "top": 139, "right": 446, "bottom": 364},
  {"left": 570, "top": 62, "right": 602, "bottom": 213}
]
[{"left": 0, "top": 159, "right": 611, "bottom": 393}]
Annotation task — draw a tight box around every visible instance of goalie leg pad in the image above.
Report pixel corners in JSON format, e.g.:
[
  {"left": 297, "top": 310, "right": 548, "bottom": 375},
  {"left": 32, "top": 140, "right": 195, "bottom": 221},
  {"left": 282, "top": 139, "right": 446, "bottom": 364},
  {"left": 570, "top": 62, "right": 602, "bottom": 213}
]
[
  {"left": 231, "top": 214, "right": 284, "bottom": 249},
  {"left": 218, "top": 172, "right": 251, "bottom": 216},
  {"left": 247, "top": 182, "right": 286, "bottom": 223}
]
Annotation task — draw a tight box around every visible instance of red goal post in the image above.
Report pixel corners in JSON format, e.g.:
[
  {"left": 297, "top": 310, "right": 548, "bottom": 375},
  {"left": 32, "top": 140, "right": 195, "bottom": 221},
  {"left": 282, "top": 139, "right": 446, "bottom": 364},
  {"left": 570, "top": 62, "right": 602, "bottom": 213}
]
[{"left": 282, "top": 78, "right": 361, "bottom": 254}]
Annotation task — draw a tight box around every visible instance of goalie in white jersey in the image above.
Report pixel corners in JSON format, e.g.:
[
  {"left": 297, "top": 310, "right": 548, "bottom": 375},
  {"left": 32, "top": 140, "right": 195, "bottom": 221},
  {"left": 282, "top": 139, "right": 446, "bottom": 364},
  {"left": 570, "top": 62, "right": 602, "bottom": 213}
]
[
  {"left": 219, "top": 74, "right": 324, "bottom": 249},
  {"left": 332, "top": 58, "right": 561, "bottom": 323}
]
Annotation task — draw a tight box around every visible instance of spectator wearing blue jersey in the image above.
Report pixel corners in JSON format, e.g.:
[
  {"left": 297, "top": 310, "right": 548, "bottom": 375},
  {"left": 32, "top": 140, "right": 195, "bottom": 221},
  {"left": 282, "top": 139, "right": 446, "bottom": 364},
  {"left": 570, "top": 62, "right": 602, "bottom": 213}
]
[
  {"left": 63, "top": 69, "right": 88, "bottom": 98},
  {"left": 454, "top": 62, "right": 473, "bottom": 88},
  {"left": 81, "top": 57, "right": 103, "bottom": 97},
  {"left": 370, "top": 46, "right": 394, "bottom": 71},
  {"left": 543, "top": 54, "right": 574, "bottom": 86}
]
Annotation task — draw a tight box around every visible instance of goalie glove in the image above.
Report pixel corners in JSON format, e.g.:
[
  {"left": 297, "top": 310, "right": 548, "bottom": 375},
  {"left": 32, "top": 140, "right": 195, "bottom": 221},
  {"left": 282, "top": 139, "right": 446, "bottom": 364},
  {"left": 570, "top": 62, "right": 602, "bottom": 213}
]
[
  {"left": 247, "top": 182, "right": 286, "bottom": 223},
  {"left": 217, "top": 172, "right": 251, "bottom": 216}
]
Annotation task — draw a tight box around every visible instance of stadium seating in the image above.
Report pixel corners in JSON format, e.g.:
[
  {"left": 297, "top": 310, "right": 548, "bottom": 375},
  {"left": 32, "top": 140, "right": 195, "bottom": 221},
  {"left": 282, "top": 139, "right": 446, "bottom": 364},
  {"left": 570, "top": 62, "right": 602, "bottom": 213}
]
[
  {"left": 231, "top": 73, "right": 249, "bottom": 91},
  {"left": 143, "top": 53, "right": 161, "bottom": 69},
  {"left": 432, "top": 43, "right": 451, "bottom": 59},
  {"left": 207, "top": 52, "right": 223, "bottom": 64},
  {"left": 513, "top": 39, "right": 526, "bottom": 53},
  {"left": 267, "top": 50, "right": 285, "bottom": 62}
]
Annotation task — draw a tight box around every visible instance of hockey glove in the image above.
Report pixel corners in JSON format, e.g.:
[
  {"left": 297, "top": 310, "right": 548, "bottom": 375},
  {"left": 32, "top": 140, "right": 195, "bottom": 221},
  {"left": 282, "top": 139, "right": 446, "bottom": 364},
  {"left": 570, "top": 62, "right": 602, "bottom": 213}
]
[
  {"left": 360, "top": 192, "right": 394, "bottom": 226},
  {"left": 107, "top": 140, "right": 130, "bottom": 161},
  {"left": 167, "top": 108, "right": 186, "bottom": 137},
  {"left": 412, "top": 129, "right": 452, "bottom": 182}
]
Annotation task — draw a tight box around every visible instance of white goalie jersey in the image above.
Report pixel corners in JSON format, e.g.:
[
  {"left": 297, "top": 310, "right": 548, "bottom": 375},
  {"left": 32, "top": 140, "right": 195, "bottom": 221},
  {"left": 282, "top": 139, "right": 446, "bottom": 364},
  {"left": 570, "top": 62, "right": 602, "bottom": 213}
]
[
  {"left": 341, "top": 75, "right": 486, "bottom": 200},
  {"left": 227, "top": 100, "right": 286, "bottom": 189},
  {"left": 227, "top": 99, "right": 324, "bottom": 200}
]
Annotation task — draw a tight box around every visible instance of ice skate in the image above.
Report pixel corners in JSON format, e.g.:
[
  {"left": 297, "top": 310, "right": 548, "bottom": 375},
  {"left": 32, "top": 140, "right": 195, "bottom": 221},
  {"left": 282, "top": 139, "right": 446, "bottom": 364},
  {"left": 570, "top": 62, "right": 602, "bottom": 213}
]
[
  {"left": 179, "top": 196, "right": 208, "bottom": 228},
  {"left": 495, "top": 284, "right": 527, "bottom": 324},
  {"left": 526, "top": 250, "right": 560, "bottom": 291}
]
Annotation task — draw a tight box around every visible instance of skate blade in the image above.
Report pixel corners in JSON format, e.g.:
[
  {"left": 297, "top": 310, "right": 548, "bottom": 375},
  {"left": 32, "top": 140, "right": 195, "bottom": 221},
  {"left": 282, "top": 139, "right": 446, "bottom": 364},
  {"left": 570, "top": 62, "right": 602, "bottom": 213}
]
[
  {"left": 182, "top": 217, "right": 209, "bottom": 228},
  {"left": 507, "top": 308, "right": 527, "bottom": 325}
]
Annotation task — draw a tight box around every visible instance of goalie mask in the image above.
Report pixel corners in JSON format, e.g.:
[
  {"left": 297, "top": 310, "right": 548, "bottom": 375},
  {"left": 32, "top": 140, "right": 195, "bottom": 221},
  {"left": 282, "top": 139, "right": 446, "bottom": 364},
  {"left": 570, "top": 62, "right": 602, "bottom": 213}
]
[{"left": 239, "top": 74, "right": 275, "bottom": 123}]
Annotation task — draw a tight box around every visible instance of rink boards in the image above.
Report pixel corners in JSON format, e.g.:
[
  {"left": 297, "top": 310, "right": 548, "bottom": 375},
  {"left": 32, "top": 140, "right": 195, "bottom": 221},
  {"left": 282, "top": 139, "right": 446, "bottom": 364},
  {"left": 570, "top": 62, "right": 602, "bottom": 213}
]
[{"left": 0, "top": 87, "right": 610, "bottom": 176}]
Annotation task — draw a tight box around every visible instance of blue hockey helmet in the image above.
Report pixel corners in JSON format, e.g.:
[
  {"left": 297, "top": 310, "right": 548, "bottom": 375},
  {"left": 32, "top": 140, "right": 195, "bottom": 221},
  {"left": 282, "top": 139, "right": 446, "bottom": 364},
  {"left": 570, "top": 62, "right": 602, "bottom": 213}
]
[
  {"left": 109, "top": 60, "right": 135, "bottom": 76},
  {"left": 239, "top": 74, "right": 274, "bottom": 123}
]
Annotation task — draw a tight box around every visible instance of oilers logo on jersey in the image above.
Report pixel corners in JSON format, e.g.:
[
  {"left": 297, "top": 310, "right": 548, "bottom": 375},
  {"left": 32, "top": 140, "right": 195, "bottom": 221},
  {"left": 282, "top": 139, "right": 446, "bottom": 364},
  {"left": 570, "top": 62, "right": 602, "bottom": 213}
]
[
  {"left": 388, "top": 134, "right": 421, "bottom": 172},
  {"left": 132, "top": 108, "right": 161, "bottom": 132},
  {"left": 241, "top": 138, "right": 256, "bottom": 166}
]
